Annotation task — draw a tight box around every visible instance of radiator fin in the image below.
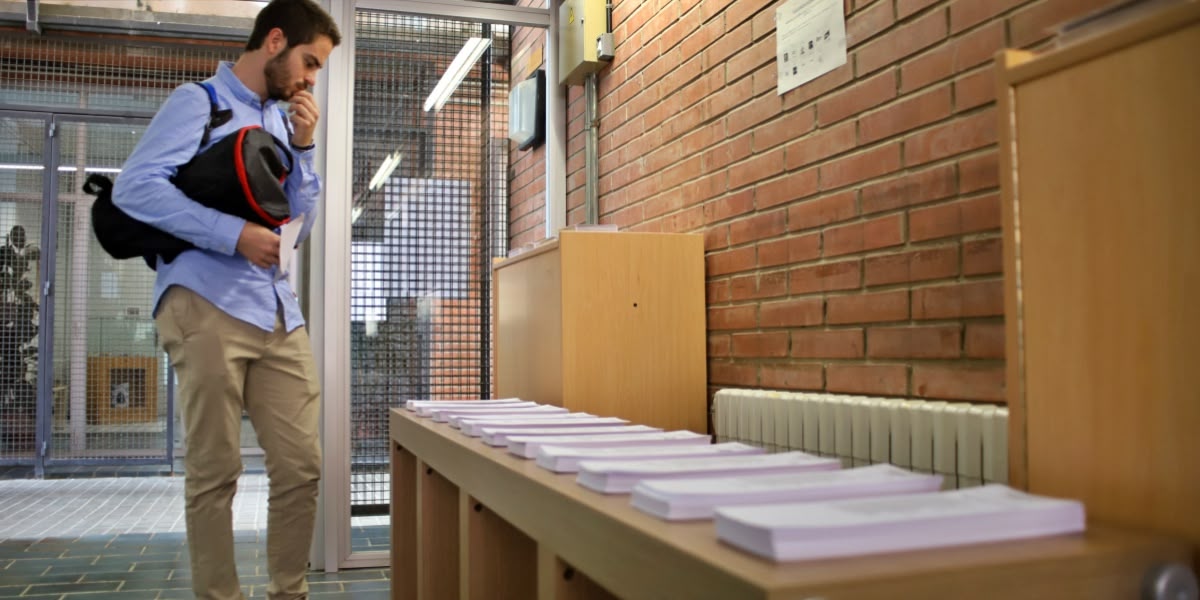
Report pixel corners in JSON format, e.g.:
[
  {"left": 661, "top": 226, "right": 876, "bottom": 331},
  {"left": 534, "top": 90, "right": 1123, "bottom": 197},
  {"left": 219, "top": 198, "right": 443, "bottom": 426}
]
[{"left": 713, "top": 390, "right": 1009, "bottom": 489}]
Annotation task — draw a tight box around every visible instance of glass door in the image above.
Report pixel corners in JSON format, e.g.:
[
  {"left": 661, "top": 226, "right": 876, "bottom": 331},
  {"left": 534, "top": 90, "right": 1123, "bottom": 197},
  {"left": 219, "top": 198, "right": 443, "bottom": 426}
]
[{"left": 42, "top": 115, "right": 173, "bottom": 470}]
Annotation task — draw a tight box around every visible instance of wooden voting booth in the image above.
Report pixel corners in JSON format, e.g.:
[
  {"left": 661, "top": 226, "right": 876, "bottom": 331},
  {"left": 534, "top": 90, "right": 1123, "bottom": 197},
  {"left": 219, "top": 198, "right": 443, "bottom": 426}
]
[
  {"left": 492, "top": 231, "right": 707, "bottom": 433},
  {"left": 389, "top": 7, "right": 1198, "bottom": 598}
]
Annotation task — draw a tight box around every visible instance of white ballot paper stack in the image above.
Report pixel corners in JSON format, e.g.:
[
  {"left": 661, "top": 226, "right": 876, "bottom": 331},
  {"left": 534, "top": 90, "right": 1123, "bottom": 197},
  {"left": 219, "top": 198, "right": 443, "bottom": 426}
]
[
  {"left": 536, "top": 442, "right": 765, "bottom": 473},
  {"left": 480, "top": 425, "right": 661, "bottom": 447},
  {"left": 714, "top": 484, "right": 1086, "bottom": 562},
  {"left": 576, "top": 452, "right": 841, "bottom": 494},
  {"left": 459, "top": 414, "right": 626, "bottom": 436},
  {"left": 507, "top": 431, "right": 711, "bottom": 459},
  {"left": 412, "top": 400, "right": 535, "bottom": 417},
  {"left": 631, "top": 464, "right": 942, "bottom": 521},
  {"left": 405, "top": 398, "right": 527, "bottom": 412},
  {"left": 430, "top": 405, "right": 568, "bottom": 422}
]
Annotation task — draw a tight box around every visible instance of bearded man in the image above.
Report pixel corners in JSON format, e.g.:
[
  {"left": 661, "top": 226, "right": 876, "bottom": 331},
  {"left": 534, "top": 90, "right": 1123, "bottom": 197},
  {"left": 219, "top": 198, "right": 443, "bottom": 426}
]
[{"left": 112, "top": 1, "right": 340, "bottom": 598}]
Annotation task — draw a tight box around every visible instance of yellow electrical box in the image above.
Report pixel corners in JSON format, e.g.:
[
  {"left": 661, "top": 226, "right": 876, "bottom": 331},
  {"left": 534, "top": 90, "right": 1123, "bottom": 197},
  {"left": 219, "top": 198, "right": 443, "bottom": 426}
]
[{"left": 558, "top": 0, "right": 607, "bottom": 85}]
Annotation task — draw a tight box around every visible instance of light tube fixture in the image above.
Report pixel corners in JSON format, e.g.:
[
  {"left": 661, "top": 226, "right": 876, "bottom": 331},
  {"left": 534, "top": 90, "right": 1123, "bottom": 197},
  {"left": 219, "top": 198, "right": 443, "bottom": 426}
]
[
  {"left": 368, "top": 151, "right": 402, "bottom": 191},
  {"left": 423, "top": 37, "right": 491, "bottom": 113}
]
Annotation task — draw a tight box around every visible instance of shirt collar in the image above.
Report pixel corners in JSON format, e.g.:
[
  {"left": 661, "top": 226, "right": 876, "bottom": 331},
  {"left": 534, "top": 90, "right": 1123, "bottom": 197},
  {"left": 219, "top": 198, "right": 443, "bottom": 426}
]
[{"left": 215, "top": 61, "right": 276, "bottom": 110}]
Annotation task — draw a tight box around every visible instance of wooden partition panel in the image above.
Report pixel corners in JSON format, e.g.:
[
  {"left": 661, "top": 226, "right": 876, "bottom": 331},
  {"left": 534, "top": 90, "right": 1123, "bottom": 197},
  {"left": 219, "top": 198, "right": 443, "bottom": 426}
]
[
  {"left": 495, "top": 243, "right": 564, "bottom": 406},
  {"left": 558, "top": 232, "right": 707, "bottom": 433},
  {"left": 461, "top": 494, "right": 537, "bottom": 600},
  {"left": 999, "top": 2, "right": 1200, "bottom": 547},
  {"left": 390, "top": 444, "right": 417, "bottom": 600},
  {"left": 493, "top": 232, "right": 706, "bottom": 432},
  {"left": 416, "top": 462, "right": 459, "bottom": 600}
]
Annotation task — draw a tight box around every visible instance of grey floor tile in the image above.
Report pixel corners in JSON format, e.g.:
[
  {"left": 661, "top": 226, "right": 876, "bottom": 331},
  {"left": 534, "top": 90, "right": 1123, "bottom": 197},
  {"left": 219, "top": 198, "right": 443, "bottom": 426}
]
[
  {"left": 307, "top": 581, "right": 343, "bottom": 593},
  {"left": 72, "top": 591, "right": 160, "bottom": 599},
  {"left": 0, "top": 585, "right": 30, "bottom": 599},
  {"left": 342, "top": 579, "right": 389, "bottom": 592},
  {"left": 306, "top": 569, "right": 387, "bottom": 582},
  {"left": 155, "top": 590, "right": 196, "bottom": 599},
  {"left": 26, "top": 581, "right": 120, "bottom": 594},
  {"left": 115, "top": 578, "right": 192, "bottom": 592},
  {"left": 0, "top": 573, "right": 80, "bottom": 586}
]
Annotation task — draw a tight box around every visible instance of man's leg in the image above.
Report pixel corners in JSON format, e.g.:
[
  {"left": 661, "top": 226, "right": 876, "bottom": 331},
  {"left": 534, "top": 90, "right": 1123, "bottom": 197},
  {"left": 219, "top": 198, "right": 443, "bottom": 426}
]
[
  {"left": 157, "top": 287, "right": 260, "bottom": 600},
  {"left": 243, "top": 315, "right": 321, "bottom": 600}
]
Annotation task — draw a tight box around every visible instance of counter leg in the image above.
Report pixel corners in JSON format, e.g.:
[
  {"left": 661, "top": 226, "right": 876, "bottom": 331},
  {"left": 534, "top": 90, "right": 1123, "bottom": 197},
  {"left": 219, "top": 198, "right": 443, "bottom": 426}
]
[
  {"left": 416, "top": 460, "right": 459, "bottom": 600},
  {"left": 390, "top": 442, "right": 417, "bottom": 600}
]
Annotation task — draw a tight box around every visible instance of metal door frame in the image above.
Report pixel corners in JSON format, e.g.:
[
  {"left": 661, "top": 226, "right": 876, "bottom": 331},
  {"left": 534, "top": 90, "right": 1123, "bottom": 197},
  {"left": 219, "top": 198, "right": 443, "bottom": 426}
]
[
  {"left": 316, "top": 0, "right": 558, "bottom": 572},
  {"left": 0, "top": 109, "right": 50, "bottom": 469}
]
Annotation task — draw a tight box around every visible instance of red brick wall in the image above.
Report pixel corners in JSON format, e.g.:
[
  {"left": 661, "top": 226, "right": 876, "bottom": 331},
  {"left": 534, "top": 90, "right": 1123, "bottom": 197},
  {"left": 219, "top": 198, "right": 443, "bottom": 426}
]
[{"left": 509, "top": 0, "right": 1115, "bottom": 403}]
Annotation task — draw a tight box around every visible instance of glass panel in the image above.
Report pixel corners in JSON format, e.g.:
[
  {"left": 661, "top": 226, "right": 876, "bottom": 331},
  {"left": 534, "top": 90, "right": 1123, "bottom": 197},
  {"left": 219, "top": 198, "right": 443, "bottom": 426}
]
[
  {"left": 0, "top": 114, "right": 44, "bottom": 461},
  {"left": 348, "top": 10, "right": 511, "bottom": 554},
  {"left": 51, "top": 119, "right": 167, "bottom": 460}
]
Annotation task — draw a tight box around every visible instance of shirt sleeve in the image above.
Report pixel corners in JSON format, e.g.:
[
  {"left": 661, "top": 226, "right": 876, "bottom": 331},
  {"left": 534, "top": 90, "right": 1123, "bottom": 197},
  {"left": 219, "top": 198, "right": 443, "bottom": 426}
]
[
  {"left": 112, "top": 84, "right": 245, "bottom": 256},
  {"left": 285, "top": 143, "right": 322, "bottom": 247}
]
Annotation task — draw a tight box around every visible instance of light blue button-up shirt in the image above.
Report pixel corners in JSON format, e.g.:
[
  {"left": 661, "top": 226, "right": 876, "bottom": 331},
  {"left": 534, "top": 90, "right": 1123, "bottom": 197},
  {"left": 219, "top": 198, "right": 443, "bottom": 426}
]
[{"left": 113, "top": 62, "right": 320, "bottom": 333}]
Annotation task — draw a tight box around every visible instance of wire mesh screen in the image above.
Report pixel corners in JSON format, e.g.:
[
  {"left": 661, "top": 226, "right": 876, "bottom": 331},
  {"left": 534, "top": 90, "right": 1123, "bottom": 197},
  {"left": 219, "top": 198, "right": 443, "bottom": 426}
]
[
  {"left": 349, "top": 10, "right": 510, "bottom": 517},
  {"left": 0, "top": 114, "right": 44, "bottom": 459},
  {"left": 0, "top": 31, "right": 242, "bottom": 465},
  {"left": 54, "top": 119, "right": 170, "bottom": 461},
  {"left": 0, "top": 33, "right": 225, "bottom": 113}
]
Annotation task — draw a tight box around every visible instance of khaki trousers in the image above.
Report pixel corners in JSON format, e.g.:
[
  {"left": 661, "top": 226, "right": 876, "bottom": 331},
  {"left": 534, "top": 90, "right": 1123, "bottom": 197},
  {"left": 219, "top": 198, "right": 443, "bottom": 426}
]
[{"left": 156, "top": 286, "right": 321, "bottom": 600}]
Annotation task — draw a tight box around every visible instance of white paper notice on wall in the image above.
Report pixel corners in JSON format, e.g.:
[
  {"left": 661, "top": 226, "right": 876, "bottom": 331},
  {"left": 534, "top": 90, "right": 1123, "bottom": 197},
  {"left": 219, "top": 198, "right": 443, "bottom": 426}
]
[{"left": 776, "top": 0, "right": 847, "bottom": 95}]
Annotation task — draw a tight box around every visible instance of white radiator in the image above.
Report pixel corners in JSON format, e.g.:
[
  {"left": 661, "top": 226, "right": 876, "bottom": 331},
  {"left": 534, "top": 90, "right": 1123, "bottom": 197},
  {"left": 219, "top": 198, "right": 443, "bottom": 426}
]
[{"left": 712, "top": 389, "right": 1008, "bottom": 489}]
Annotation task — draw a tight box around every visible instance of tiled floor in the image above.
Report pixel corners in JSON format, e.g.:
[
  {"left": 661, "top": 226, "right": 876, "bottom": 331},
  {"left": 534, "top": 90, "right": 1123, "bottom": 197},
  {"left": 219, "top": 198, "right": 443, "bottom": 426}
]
[
  {"left": 0, "top": 532, "right": 390, "bottom": 599},
  {"left": 0, "top": 471, "right": 393, "bottom": 598},
  {"left": 0, "top": 477, "right": 263, "bottom": 539}
]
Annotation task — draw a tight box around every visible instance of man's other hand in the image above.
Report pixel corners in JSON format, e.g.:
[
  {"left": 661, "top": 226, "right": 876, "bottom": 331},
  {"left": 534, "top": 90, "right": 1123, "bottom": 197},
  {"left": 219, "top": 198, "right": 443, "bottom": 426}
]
[{"left": 237, "top": 222, "right": 280, "bottom": 268}]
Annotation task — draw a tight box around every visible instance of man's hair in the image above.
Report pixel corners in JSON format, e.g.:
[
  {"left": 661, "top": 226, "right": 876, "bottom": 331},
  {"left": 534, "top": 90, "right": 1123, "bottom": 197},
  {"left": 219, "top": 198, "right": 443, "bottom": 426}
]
[{"left": 246, "top": 0, "right": 342, "bottom": 52}]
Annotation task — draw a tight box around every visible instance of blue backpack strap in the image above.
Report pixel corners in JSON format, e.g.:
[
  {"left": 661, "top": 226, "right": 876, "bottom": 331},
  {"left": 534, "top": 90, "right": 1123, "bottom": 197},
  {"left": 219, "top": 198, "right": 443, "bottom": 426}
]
[
  {"left": 278, "top": 106, "right": 293, "bottom": 140},
  {"left": 192, "top": 81, "right": 232, "bottom": 148}
]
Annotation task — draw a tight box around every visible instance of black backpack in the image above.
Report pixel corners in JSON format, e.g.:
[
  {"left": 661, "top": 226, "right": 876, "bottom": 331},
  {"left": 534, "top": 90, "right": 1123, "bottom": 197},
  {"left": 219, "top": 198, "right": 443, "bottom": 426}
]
[{"left": 87, "top": 82, "right": 293, "bottom": 270}]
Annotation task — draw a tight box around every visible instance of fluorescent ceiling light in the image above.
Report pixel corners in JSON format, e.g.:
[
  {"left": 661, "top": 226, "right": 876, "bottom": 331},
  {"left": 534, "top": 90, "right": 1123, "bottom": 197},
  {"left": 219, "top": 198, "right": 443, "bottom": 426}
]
[
  {"left": 368, "top": 151, "right": 402, "bottom": 191},
  {"left": 424, "top": 37, "right": 491, "bottom": 113},
  {"left": 0, "top": 164, "right": 120, "bottom": 173}
]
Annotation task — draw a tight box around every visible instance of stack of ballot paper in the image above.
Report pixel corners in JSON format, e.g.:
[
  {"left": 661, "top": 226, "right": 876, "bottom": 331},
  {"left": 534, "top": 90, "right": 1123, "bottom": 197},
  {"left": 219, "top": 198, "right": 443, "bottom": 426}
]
[
  {"left": 480, "top": 425, "right": 661, "bottom": 447},
  {"left": 430, "top": 405, "right": 568, "bottom": 422},
  {"left": 536, "top": 442, "right": 765, "bottom": 473},
  {"left": 507, "top": 430, "right": 711, "bottom": 459},
  {"left": 414, "top": 401, "right": 537, "bottom": 417},
  {"left": 459, "top": 415, "right": 627, "bottom": 436},
  {"left": 630, "top": 464, "right": 942, "bottom": 520},
  {"left": 452, "top": 411, "right": 603, "bottom": 429},
  {"left": 405, "top": 398, "right": 525, "bottom": 412},
  {"left": 576, "top": 452, "right": 841, "bottom": 494},
  {"left": 714, "top": 484, "right": 1086, "bottom": 562}
]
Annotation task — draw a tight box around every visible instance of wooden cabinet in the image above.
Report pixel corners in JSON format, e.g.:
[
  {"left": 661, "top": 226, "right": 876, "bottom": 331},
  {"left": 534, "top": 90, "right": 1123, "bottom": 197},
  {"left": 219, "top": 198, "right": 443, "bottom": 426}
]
[
  {"left": 86, "top": 355, "right": 158, "bottom": 424},
  {"left": 999, "top": 2, "right": 1200, "bottom": 551},
  {"left": 493, "top": 231, "right": 706, "bottom": 433}
]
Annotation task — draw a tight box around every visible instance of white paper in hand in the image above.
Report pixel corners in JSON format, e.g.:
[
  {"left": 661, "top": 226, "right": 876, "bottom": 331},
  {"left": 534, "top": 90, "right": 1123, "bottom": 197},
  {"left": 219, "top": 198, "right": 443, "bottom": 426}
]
[{"left": 277, "top": 215, "right": 305, "bottom": 280}]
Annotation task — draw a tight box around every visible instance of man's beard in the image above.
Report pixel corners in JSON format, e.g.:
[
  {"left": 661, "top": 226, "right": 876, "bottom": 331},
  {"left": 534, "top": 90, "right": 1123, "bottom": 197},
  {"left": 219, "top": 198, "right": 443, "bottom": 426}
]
[{"left": 264, "top": 49, "right": 296, "bottom": 101}]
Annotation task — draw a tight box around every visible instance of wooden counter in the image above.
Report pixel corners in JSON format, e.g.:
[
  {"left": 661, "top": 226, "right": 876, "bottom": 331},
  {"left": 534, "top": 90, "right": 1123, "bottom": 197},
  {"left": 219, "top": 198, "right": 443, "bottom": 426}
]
[{"left": 390, "top": 408, "right": 1189, "bottom": 600}]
